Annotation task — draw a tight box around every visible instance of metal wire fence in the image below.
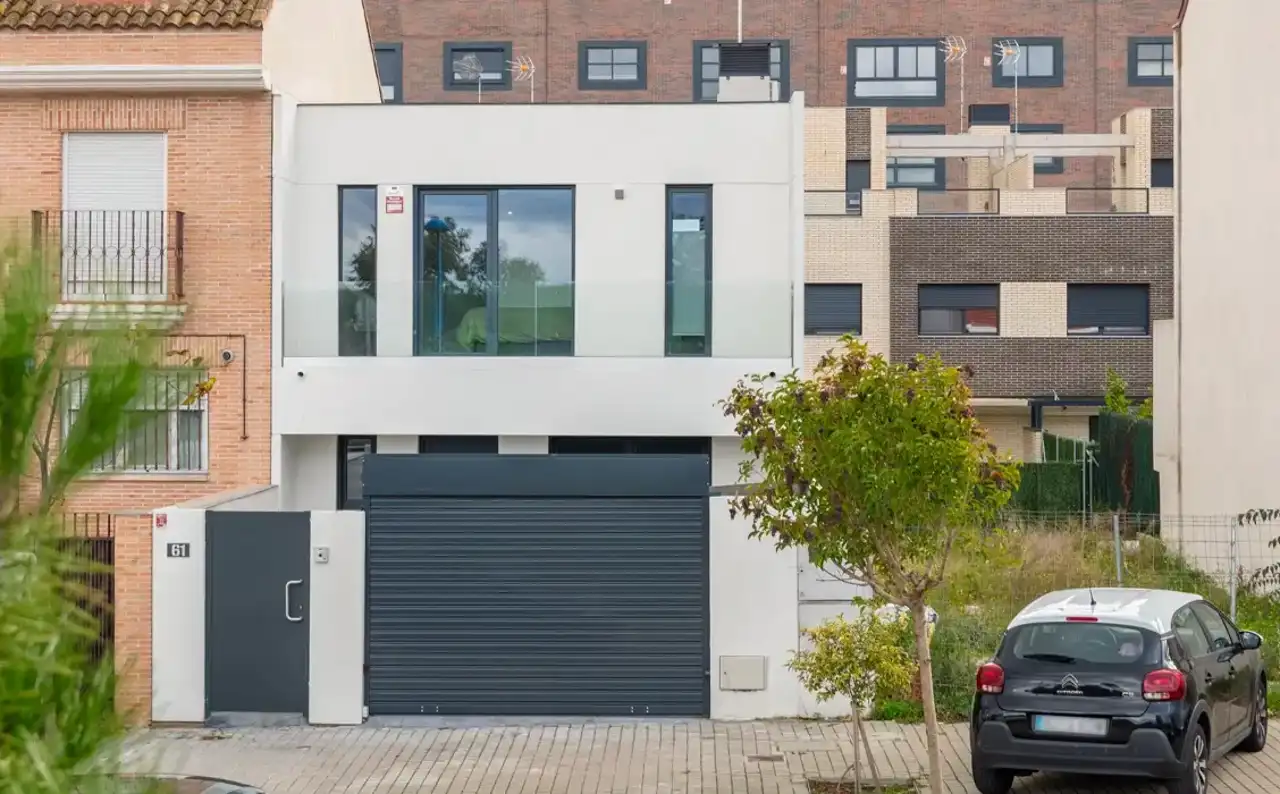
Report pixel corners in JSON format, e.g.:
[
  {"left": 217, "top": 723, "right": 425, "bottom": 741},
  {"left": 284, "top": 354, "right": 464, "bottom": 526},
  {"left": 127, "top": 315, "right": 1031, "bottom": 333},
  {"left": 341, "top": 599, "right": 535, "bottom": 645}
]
[{"left": 912, "top": 510, "right": 1280, "bottom": 721}]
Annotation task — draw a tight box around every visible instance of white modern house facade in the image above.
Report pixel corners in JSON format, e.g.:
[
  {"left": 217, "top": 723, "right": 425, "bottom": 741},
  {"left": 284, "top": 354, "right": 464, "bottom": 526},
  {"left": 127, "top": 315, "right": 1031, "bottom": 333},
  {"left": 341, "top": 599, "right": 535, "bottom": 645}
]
[{"left": 152, "top": 92, "right": 875, "bottom": 724}]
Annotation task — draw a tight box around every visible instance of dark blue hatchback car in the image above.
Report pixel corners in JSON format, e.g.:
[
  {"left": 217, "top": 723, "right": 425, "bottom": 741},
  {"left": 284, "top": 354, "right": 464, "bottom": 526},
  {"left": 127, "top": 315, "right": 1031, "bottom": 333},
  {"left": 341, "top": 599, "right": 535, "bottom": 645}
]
[{"left": 970, "top": 588, "right": 1267, "bottom": 794}]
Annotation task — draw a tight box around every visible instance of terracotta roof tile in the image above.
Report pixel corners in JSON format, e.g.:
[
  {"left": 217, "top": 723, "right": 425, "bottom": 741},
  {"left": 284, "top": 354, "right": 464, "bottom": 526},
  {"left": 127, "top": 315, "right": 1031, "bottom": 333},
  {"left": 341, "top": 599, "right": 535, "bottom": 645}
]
[{"left": 0, "top": 0, "right": 272, "bottom": 32}]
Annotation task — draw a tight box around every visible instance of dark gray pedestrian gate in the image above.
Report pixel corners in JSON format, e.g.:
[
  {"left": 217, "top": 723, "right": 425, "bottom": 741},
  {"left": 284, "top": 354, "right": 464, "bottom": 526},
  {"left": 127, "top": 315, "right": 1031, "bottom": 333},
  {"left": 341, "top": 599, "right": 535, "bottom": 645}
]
[{"left": 362, "top": 454, "right": 710, "bottom": 717}]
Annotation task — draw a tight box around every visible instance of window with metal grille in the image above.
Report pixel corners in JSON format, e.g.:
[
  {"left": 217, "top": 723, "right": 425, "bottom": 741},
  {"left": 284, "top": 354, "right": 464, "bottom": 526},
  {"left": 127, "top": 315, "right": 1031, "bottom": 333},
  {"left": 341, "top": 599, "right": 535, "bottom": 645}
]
[
  {"left": 992, "top": 37, "right": 1064, "bottom": 88},
  {"left": 918, "top": 284, "right": 1000, "bottom": 335},
  {"left": 64, "top": 370, "right": 209, "bottom": 473},
  {"left": 847, "top": 39, "right": 944, "bottom": 107},
  {"left": 1067, "top": 284, "right": 1150, "bottom": 336},
  {"left": 694, "top": 40, "right": 788, "bottom": 101},
  {"left": 1129, "top": 37, "right": 1174, "bottom": 86},
  {"left": 579, "top": 41, "right": 646, "bottom": 89}
]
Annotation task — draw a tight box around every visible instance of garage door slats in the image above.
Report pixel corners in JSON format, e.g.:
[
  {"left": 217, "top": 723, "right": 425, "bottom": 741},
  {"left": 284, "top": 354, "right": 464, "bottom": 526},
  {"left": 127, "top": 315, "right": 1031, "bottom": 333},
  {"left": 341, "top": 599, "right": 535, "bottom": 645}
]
[{"left": 366, "top": 494, "right": 708, "bottom": 717}]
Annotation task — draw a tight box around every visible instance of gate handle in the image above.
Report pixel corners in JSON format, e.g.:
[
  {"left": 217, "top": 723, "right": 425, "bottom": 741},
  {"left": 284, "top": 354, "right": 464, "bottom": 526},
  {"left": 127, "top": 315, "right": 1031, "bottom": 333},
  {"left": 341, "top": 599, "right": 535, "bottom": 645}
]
[{"left": 285, "top": 579, "right": 303, "bottom": 622}]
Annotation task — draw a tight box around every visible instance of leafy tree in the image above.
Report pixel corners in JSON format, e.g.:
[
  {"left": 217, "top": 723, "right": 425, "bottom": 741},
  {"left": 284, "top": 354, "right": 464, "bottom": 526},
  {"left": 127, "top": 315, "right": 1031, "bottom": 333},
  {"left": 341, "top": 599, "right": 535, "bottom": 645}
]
[
  {"left": 1104, "top": 366, "right": 1153, "bottom": 419},
  {"left": 721, "top": 337, "right": 1020, "bottom": 794},
  {"left": 790, "top": 611, "right": 916, "bottom": 794},
  {"left": 0, "top": 239, "right": 202, "bottom": 792}
]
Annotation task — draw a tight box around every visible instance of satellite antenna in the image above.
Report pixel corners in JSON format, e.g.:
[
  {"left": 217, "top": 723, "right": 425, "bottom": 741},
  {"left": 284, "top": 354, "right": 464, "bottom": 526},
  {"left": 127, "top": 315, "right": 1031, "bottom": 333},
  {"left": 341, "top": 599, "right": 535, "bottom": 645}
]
[
  {"left": 508, "top": 56, "right": 537, "bottom": 103},
  {"left": 995, "top": 40, "right": 1022, "bottom": 135},
  {"left": 453, "top": 53, "right": 487, "bottom": 103},
  {"left": 939, "top": 36, "right": 968, "bottom": 132}
]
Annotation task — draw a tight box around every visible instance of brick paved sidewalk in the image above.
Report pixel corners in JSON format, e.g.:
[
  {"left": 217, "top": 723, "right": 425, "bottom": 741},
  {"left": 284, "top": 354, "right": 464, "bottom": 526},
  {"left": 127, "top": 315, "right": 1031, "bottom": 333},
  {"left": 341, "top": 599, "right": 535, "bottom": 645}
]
[{"left": 122, "top": 719, "right": 1279, "bottom": 794}]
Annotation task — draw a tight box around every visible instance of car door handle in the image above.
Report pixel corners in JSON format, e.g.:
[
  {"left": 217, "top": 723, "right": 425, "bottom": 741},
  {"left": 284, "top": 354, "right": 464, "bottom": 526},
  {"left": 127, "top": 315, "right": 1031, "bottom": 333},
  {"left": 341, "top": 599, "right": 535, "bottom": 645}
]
[{"left": 285, "top": 579, "right": 303, "bottom": 622}]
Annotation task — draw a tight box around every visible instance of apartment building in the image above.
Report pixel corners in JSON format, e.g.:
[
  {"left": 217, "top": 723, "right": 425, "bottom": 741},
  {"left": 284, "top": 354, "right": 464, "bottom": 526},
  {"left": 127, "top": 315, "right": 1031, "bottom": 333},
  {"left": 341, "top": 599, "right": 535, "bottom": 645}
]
[
  {"left": 0, "top": 0, "right": 380, "bottom": 718},
  {"left": 363, "top": 0, "right": 1179, "bottom": 187},
  {"left": 1155, "top": 0, "right": 1280, "bottom": 520},
  {"left": 804, "top": 104, "right": 1174, "bottom": 461}
]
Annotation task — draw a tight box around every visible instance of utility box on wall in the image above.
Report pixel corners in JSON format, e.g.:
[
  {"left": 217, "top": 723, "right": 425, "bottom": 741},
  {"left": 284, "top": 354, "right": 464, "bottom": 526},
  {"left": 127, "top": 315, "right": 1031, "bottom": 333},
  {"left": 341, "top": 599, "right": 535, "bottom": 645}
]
[{"left": 719, "top": 655, "right": 767, "bottom": 691}]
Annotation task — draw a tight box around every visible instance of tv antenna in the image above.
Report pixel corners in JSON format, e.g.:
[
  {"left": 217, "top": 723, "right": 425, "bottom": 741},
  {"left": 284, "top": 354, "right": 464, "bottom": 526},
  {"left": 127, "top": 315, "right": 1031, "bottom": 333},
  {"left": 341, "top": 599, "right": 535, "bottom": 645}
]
[
  {"left": 508, "top": 56, "right": 537, "bottom": 103},
  {"left": 453, "top": 53, "right": 488, "bottom": 103},
  {"left": 995, "top": 39, "right": 1022, "bottom": 135},
  {"left": 939, "top": 36, "right": 968, "bottom": 132}
]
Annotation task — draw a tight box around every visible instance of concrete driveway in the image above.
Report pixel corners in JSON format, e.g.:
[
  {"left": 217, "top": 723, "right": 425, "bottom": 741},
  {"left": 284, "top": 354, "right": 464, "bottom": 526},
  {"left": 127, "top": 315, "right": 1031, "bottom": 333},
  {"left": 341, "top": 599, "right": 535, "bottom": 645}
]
[{"left": 122, "top": 719, "right": 1280, "bottom": 794}]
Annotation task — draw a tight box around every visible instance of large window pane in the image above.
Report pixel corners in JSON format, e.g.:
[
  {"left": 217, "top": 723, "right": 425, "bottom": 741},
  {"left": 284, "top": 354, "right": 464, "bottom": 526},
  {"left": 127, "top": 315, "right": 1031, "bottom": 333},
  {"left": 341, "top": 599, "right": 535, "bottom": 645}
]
[
  {"left": 496, "top": 189, "right": 574, "bottom": 356},
  {"left": 339, "top": 187, "right": 377, "bottom": 357},
  {"left": 666, "top": 188, "right": 711, "bottom": 356},
  {"left": 420, "top": 193, "right": 490, "bottom": 355}
]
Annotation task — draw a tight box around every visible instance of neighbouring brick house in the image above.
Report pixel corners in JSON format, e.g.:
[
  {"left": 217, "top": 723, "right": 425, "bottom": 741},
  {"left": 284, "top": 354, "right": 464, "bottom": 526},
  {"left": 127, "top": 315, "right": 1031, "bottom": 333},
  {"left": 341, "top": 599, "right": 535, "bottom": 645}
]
[
  {"left": 363, "top": 0, "right": 1180, "bottom": 187},
  {"left": 0, "top": 0, "right": 380, "bottom": 721}
]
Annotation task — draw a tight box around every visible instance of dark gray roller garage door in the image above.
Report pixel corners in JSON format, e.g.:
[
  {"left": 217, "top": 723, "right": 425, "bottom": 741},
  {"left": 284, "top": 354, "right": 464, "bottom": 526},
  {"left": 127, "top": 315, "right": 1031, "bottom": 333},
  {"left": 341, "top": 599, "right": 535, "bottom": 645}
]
[{"left": 362, "top": 454, "right": 710, "bottom": 717}]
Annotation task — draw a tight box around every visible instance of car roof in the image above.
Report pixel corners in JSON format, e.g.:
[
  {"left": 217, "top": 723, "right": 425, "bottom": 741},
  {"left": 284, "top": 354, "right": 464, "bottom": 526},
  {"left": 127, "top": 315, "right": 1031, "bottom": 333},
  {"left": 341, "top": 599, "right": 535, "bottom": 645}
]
[{"left": 1007, "top": 588, "right": 1203, "bottom": 634}]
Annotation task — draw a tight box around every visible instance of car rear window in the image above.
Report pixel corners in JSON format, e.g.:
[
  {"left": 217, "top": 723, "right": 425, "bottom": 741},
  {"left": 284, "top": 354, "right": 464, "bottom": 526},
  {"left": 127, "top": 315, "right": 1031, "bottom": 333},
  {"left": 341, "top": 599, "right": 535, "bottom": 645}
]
[{"left": 1002, "top": 622, "right": 1162, "bottom": 666}]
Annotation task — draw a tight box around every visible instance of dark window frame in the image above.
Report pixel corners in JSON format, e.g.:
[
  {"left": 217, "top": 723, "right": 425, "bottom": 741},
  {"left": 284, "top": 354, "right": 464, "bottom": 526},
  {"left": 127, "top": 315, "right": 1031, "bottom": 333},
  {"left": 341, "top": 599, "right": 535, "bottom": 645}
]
[
  {"left": 692, "top": 39, "right": 791, "bottom": 102},
  {"left": 1128, "top": 36, "right": 1174, "bottom": 87},
  {"left": 578, "top": 40, "right": 648, "bottom": 90},
  {"left": 1066, "top": 284, "right": 1151, "bottom": 337},
  {"left": 887, "top": 124, "right": 947, "bottom": 190},
  {"left": 847, "top": 37, "right": 947, "bottom": 108},
  {"left": 917, "top": 284, "right": 1001, "bottom": 336},
  {"left": 991, "top": 36, "right": 1065, "bottom": 89},
  {"left": 418, "top": 436, "right": 500, "bottom": 453},
  {"left": 443, "top": 41, "right": 514, "bottom": 91},
  {"left": 415, "top": 185, "right": 576, "bottom": 357},
  {"left": 373, "top": 42, "right": 403, "bottom": 103},
  {"left": 549, "top": 437, "right": 711, "bottom": 455},
  {"left": 804, "top": 284, "right": 863, "bottom": 336},
  {"left": 1013, "top": 122, "right": 1065, "bottom": 174},
  {"left": 665, "top": 185, "right": 713, "bottom": 357},
  {"left": 338, "top": 185, "right": 378, "bottom": 357},
  {"left": 1151, "top": 158, "right": 1174, "bottom": 188},
  {"left": 337, "top": 435, "right": 376, "bottom": 510}
]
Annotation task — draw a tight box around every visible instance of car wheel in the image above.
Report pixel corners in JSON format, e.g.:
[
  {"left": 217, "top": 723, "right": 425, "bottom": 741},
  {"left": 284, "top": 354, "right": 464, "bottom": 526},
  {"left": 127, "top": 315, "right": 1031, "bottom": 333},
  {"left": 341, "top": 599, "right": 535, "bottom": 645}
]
[
  {"left": 972, "top": 765, "right": 1014, "bottom": 794},
  {"left": 1168, "top": 724, "right": 1209, "bottom": 794},
  {"left": 1239, "top": 681, "right": 1268, "bottom": 753}
]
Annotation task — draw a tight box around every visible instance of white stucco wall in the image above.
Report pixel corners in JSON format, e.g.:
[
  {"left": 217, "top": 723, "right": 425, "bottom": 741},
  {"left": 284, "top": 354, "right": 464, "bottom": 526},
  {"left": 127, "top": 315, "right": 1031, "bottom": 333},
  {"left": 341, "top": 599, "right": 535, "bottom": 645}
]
[
  {"left": 308, "top": 511, "right": 366, "bottom": 725},
  {"left": 151, "top": 508, "right": 206, "bottom": 723},
  {"left": 275, "top": 99, "right": 804, "bottom": 442},
  {"left": 262, "top": 0, "right": 380, "bottom": 105},
  {"left": 1166, "top": 2, "right": 1280, "bottom": 519}
]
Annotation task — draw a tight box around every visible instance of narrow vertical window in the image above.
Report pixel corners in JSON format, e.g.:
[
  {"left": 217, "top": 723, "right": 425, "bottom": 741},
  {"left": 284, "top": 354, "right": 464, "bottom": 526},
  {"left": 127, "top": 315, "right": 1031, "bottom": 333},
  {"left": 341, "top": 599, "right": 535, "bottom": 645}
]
[
  {"left": 666, "top": 187, "right": 712, "bottom": 356},
  {"left": 339, "top": 187, "right": 377, "bottom": 357}
]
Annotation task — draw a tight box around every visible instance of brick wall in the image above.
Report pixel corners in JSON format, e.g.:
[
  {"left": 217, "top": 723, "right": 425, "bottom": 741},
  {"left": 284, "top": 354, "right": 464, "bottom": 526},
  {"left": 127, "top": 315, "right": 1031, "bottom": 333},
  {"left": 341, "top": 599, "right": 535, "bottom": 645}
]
[
  {"left": 1151, "top": 107, "right": 1174, "bottom": 159},
  {"left": 889, "top": 215, "right": 1173, "bottom": 397},
  {"left": 365, "top": 0, "right": 1180, "bottom": 185},
  {"left": 0, "top": 30, "right": 274, "bottom": 723},
  {"left": 846, "top": 108, "right": 871, "bottom": 159}
]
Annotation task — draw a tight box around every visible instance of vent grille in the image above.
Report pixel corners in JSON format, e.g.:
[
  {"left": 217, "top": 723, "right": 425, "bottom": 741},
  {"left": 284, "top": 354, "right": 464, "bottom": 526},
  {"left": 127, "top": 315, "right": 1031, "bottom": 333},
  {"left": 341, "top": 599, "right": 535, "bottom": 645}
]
[{"left": 719, "top": 43, "right": 771, "bottom": 76}]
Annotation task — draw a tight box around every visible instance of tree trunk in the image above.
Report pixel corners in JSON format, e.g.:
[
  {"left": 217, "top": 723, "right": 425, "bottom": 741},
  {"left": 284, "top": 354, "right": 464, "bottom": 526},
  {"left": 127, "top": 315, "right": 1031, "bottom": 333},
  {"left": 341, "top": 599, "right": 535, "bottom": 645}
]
[
  {"left": 855, "top": 706, "right": 883, "bottom": 791},
  {"left": 911, "top": 598, "right": 943, "bottom": 794}
]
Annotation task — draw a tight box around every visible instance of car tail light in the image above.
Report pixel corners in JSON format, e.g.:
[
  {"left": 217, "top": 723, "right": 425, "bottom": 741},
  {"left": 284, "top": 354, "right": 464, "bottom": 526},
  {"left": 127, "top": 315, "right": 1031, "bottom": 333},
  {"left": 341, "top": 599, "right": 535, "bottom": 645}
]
[
  {"left": 976, "top": 662, "right": 1005, "bottom": 694},
  {"left": 1143, "top": 669, "right": 1186, "bottom": 702},
  {"left": 1065, "top": 616, "right": 1099, "bottom": 622}
]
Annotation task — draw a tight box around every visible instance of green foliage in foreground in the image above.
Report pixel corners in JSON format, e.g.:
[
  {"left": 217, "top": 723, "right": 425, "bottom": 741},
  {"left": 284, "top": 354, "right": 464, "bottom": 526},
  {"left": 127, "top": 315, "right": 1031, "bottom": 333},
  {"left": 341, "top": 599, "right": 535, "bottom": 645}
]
[
  {"left": 0, "top": 519, "right": 127, "bottom": 794},
  {"left": 0, "top": 240, "right": 185, "bottom": 791}
]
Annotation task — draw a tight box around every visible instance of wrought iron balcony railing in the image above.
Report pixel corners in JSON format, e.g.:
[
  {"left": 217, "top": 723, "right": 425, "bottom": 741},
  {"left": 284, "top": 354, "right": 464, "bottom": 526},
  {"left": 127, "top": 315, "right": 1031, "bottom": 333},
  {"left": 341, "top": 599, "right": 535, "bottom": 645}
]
[{"left": 31, "top": 209, "right": 186, "bottom": 302}]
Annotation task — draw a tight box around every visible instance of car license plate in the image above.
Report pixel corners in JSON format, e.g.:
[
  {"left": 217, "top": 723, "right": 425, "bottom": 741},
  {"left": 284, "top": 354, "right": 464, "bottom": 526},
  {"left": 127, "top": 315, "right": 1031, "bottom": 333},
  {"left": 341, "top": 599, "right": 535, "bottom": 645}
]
[{"left": 1033, "top": 715, "right": 1109, "bottom": 736}]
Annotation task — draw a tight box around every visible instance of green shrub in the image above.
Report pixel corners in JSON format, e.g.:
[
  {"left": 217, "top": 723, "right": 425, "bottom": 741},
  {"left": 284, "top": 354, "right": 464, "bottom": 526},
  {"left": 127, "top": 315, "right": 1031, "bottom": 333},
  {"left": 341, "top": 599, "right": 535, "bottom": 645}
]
[
  {"left": 1011, "top": 463, "right": 1085, "bottom": 513},
  {"left": 870, "top": 699, "right": 924, "bottom": 723}
]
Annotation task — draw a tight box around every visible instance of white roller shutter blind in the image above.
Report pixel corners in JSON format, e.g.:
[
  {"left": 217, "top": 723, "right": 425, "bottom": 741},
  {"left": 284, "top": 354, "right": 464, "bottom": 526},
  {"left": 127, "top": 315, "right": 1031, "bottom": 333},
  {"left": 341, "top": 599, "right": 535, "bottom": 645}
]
[{"left": 61, "top": 133, "right": 168, "bottom": 299}]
